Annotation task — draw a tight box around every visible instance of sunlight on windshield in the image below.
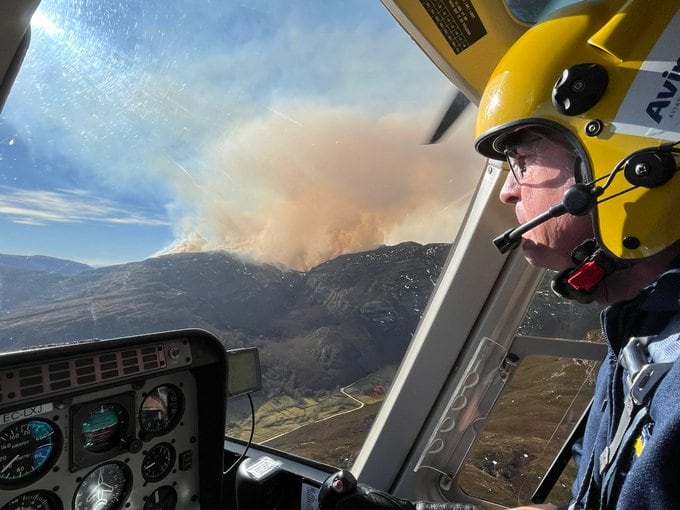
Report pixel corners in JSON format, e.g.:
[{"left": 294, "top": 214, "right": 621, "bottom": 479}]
[
  {"left": 0, "top": 0, "right": 485, "bottom": 467},
  {"left": 3, "top": 0, "right": 483, "bottom": 269}
]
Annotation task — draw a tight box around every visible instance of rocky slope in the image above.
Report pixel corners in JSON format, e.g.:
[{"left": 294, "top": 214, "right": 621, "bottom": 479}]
[{"left": 0, "top": 243, "right": 450, "bottom": 396}]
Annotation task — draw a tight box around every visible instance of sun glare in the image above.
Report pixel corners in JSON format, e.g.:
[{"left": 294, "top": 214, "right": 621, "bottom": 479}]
[{"left": 31, "top": 9, "right": 63, "bottom": 38}]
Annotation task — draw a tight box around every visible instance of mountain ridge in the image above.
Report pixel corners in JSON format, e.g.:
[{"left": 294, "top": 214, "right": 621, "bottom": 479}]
[
  {"left": 0, "top": 243, "right": 450, "bottom": 395},
  {"left": 0, "top": 253, "right": 92, "bottom": 276}
]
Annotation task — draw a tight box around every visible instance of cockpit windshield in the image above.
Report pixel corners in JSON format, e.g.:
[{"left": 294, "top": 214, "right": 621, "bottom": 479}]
[{"left": 0, "top": 0, "right": 484, "bottom": 466}]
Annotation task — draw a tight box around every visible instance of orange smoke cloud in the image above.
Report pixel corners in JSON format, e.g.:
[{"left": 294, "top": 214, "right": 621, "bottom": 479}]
[{"left": 161, "top": 102, "right": 484, "bottom": 270}]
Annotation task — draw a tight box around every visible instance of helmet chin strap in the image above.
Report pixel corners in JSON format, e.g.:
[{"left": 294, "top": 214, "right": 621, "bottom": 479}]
[{"left": 550, "top": 239, "right": 628, "bottom": 304}]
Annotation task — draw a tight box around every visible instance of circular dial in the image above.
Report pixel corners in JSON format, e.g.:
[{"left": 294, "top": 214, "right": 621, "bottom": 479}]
[
  {"left": 0, "top": 490, "right": 62, "bottom": 510},
  {"left": 73, "top": 462, "right": 130, "bottom": 510},
  {"left": 0, "top": 419, "right": 60, "bottom": 485},
  {"left": 80, "top": 404, "right": 128, "bottom": 452},
  {"left": 143, "top": 486, "right": 177, "bottom": 510},
  {"left": 141, "top": 443, "right": 175, "bottom": 482},
  {"left": 139, "top": 385, "right": 184, "bottom": 436}
]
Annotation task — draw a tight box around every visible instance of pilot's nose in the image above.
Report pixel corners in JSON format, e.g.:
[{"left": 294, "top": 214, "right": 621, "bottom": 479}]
[{"left": 499, "top": 170, "right": 520, "bottom": 205}]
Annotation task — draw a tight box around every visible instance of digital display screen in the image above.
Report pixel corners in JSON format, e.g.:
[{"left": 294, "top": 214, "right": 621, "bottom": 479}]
[{"left": 227, "top": 348, "right": 262, "bottom": 397}]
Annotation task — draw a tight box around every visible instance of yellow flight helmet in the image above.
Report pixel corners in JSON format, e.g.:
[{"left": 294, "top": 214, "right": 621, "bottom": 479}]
[{"left": 475, "top": 0, "right": 680, "bottom": 263}]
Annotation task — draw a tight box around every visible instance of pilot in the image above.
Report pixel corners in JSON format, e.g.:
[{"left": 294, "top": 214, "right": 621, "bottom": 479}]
[
  {"left": 474, "top": 1, "right": 680, "bottom": 509},
  {"left": 320, "top": 2, "right": 680, "bottom": 509}
]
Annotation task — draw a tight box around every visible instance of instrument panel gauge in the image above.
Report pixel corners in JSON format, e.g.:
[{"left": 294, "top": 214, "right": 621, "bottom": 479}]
[
  {"left": 0, "top": 490, "right": 62, "bottom": 510},
  {"left": 0, "top": 419, "right": 60, "bottom": 486},
  {"left": 143, "top": 486, "right": 177, "bottom": 510},
  {"left": 139, "top": 385, "right": 184, "bottom": 437},
  {"left": 73, "top": 462, "right": 131, "bottom": 510},
  {"left": 80, "top": 404, "right": 128, "bottom": 453},
  {"left": 141, "top": 442, "right": 175, "bottom": 482}
]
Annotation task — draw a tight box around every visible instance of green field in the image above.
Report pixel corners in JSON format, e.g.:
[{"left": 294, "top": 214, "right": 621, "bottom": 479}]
[{"left": 227, "top": 368, "right": 394, "bottom": 465}]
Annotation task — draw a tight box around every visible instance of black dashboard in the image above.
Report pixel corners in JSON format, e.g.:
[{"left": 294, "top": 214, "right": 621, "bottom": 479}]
[{"left": 0, "top": 330, "right": 227, "bottom": 510}]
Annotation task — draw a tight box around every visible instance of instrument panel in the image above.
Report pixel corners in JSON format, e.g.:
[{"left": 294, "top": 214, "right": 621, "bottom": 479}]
[{"left": 0, "top": 330, "right": 227, "bottom": 510}]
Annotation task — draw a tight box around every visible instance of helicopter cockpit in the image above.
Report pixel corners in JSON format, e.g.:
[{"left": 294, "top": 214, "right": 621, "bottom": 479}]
[{"left": 0, "top": 1, "right": 615, "bottom": 509}]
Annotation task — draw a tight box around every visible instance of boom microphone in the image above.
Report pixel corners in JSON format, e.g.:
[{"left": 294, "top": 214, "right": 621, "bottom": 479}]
[
  {"left": 493, "top": 203, "right": 566, "bottom": 253},
  {"left": 493, "top": 182, "right": 600, "bottom": 254}
]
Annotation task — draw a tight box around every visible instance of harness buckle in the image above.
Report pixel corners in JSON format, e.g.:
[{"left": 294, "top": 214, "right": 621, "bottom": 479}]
[
  {"left": 629, "top": 362, "right": 673, "bottom": 405},
  {"left": 620, "top": 336, "right": 673, "bottom": 405}
]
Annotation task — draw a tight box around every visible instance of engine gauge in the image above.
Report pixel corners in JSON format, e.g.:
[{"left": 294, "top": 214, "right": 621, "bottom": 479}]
[
  {"left": 139, "top": 385, "right": 184, "bottom": 437},
  {"left": 143, "top": 486, "right": 177, "bottom": 510},
  {"left": 0, "top": 418, "right": 60, "bottom": 486},
  {"left": 141, "top": 443, "right": 175, "bottom": 482},
  {"left": 80, "top": 404, "right": 128, "bottom": 452},
  {"left": 73, "top": 462, "right": 131, "bottom": 510},
  {"left": 0, "top": 490, "right": 62, "bottom": 510}
]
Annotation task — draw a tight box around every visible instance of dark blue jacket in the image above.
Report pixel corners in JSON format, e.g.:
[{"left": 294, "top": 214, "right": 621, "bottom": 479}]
[{"left": 569, "top": 268, "right": 680, "bottom": 509}]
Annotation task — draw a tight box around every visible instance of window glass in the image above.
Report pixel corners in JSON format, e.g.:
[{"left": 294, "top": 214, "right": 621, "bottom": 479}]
[
  {"left": 518, "top": 271, "right": 602, "bottom": 340},
  {"left": 459, "top": 354, "right": 598, "bottom": 506},
  {"left": 0, "top": 0, "right": 484, "bottom": 466},
  {"left": 459, "top": 274, "right": 604, "bottom": 506}
]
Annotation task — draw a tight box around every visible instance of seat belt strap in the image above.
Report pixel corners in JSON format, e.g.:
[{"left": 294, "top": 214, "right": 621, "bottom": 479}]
[
  {"left": 600, "top": 406, "right": 649, "bottom": 508},
  {"left": 598, "top": 394, "right": 635, "bottom": 474},
  {"left": 599, "top": 335, "right": 672, "bottom": 474}
]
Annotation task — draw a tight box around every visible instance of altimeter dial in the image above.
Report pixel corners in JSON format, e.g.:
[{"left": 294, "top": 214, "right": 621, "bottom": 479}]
[{"left": 139, "top": 385, "right": 184, "bottom": 437}]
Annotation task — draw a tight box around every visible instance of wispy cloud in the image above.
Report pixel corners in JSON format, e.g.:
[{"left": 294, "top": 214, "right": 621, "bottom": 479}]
[{"left": 0, "top": 187, "right": 169, "bottom": 227}]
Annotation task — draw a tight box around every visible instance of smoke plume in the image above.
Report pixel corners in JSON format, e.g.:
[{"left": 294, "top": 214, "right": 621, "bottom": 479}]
[{"left": 161, "top": 102, "right": 484, "bottom": 270}]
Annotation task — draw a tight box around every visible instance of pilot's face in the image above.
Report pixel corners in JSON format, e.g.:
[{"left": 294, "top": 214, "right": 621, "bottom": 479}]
[{"left": 498, "top": 129, "right": 594, "bottom": 271}]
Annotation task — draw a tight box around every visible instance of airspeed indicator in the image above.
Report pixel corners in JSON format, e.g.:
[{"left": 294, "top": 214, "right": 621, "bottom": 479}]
[{"left": 0, "top": 419, "right": 60, "bottom": 486}]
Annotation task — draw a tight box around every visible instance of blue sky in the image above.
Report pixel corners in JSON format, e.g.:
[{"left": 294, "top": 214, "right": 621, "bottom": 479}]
[{"left": 0, "top": 0, "right": 483, "bottom": 268}]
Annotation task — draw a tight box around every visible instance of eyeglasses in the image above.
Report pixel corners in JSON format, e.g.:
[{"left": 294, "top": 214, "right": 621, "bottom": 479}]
[
  {"left": 503, "top": 135, "right": 542, "bottom": 184},
  {"left": 502, "top": 131, "right": 577, "bottom": 184}
]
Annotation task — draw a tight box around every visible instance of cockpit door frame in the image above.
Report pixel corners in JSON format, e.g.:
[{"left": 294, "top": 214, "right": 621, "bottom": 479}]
[{"left": 351, "top": 162, "right": 543, "bottom": 496}]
